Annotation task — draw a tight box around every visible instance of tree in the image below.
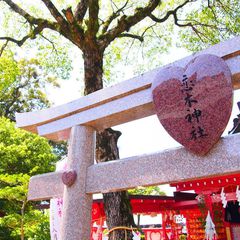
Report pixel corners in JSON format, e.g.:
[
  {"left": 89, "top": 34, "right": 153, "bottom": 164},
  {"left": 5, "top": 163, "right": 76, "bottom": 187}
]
[
  {"left": 179, "top": 0, "right": 240, "bottom": 52},
  {"left": 0, "top": 0, "right": 238, "bottom": 239},
  {"left": 0, "top": 52, "right": 68, "bottom": 159},
  {"left": 0, "top": 54, "right": 65, "bottom": 239},
  {"left": 0, "top": 117, "right": 57, "bottom": 239},
  {"left": 0, "top": 52, "right": 59, "bottom": 121},
  {"left": 0, "top": 174, "right": 51, "bottom": 240},
  {"left": 128, "top": 186, "right": 166, "bottom": 196}
]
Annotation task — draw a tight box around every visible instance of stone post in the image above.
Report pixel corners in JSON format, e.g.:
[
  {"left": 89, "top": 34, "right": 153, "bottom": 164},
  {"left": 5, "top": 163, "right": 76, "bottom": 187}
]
[{"left": 61, "top": 125, "right": 95, "bottom": 240}]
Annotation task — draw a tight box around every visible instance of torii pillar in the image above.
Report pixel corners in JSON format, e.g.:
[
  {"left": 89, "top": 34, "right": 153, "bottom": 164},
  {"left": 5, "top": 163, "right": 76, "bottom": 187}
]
[{"left": 61, "top": 125, "right": 95, "bottom": 239}]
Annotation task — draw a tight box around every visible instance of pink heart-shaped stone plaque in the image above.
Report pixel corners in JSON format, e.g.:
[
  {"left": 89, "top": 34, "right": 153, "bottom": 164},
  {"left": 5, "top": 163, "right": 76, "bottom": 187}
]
[
  {"left": 151, "top": 54, "right": 233, "bottom": 155},
  {"left": 62, "top": 170, "right": 77, "bottom": 187},
  {"left": 150, "top": 231, "right": 162, "bottom": 240}
]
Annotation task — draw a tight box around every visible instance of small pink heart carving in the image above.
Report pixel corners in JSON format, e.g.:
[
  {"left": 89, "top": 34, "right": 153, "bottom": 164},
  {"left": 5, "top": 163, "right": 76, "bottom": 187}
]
[
  {"left": 151, "top": 54, "right": 233, "bottom": 155},
  {"left": 150, "top": 231, "right": 161, "bottom": 240},
  {"left": 62, "top": 170, "right": 77, "bottom": 187}
]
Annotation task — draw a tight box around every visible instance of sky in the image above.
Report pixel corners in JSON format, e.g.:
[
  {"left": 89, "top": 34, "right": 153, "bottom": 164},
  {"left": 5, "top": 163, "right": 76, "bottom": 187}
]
[{"left": 47, "top": 46, "right": 240, "bottom": 196}]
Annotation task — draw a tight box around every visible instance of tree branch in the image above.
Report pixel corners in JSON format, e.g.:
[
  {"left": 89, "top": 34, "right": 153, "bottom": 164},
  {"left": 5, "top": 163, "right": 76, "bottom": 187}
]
[
  {"left": 0, "top": 0, "right": 85, "bottom": 49},
  {"left": 4, "top": 82, "right": 27, "bottom": 119},
  {"left": 0, "top": 40, "right": 9, "bottom": 57},
  {"left": 0, "top": 25, "right": 45, "bottom": 47},
  {"left": 99, "top": 0, "right": 160, "bottom": 49},
  {"left": 40, "top": 0, "right": 67, "bottom": 25},
  {"left": 62, "top": 7, "right": 75, "bottom": 24},
  {"left": 1, "top": 0, "right": 59, "bottom": 30},
  {"left": 148, "top": 0, "right": 216, "bottom": 43},
  {"left": 0, "top": 0, "right": 87, "bottom": 54},
  {"left": 39, "top": 33, "right": 57, "bottom": 52},
  {"left": 61, "top": 7, "right": 85, "bottom": 48},
  {"left": 1, "top": 0, "right": 33, "bottom": 23},
  {"left": 149, "top": 0, "right": 191, "bottom": 23},
  {"left": 118, "top": 33, "right": 144, "bottom": 42},
  {"left": 74, "top": 0, "right": 89, "bottom": 23},
  {"left": 101, "top": 0, "right": 129, "bottom": 34},
  {"left": 140, "top": 22, "right": 157, "bottom": 38},
  {"left": 87, "top": 0, "right": 100, "bottom": 38},
  {"left": 172, "top": 13, "right": 216, "bottom": 44},
  {"left": 174, "top": 18, "right": 215, "bottom": 44},
  {"left": 0, "top": 36, "right": 28, "bottom": 47}
]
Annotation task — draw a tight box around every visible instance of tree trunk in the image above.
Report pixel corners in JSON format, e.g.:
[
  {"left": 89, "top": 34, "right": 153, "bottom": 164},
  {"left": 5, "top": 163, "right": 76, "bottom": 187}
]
[
  {"left": 83, "top": 49, "right": 136, "bottom": 240},
  {"left": 83, "top": 49, "right": 103, "bottom": 95},
  {"left": 20, "top": 199, "right": 26, "bottom": 240},
  {"left": 96, "top": 128, "right": 136, "bottom": 240}
]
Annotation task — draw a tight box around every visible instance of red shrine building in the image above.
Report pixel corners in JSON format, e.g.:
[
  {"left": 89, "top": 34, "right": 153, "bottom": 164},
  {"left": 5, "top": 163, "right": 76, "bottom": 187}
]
[{"left": 91, "top": 173, "right": 240, "bottom": 240}]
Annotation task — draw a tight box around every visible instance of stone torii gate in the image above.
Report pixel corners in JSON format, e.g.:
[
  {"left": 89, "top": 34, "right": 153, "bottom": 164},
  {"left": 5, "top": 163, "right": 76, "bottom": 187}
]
[{"left": 16, "top": 36, "right": 240, "bottom": 240}]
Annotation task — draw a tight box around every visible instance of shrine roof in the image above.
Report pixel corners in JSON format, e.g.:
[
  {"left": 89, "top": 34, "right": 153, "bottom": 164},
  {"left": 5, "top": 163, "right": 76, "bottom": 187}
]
[{"left": 170, "top": 173, "right": 240, "bottom": 192}]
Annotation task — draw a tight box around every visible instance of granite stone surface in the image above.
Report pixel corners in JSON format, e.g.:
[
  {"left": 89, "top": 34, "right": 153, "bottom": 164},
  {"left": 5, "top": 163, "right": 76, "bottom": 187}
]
[
  {"left": 28, "top": 171, "right": 64, "bottom": 201},
  {"left": 28, "top": 133, "right": 240, "bottom": 198},
  {"left": 152, "top": 54, "right": 233, "bottom": 155},
  {"left": 86, "top": 133, "right": 240, "bottom": 194},
  {"left": 61, "top": 126, "right": 95, "bottom": 240}
]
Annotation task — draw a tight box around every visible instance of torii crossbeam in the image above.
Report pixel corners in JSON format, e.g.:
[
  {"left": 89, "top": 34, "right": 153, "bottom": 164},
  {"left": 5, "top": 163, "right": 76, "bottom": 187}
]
[{"left": 16, "top": 37, "right": 240, "bottom": 240}]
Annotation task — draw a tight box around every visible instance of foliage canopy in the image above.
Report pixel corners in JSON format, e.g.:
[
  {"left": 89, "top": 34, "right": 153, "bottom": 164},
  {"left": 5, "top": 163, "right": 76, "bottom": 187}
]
[{"left": 0, "top": 118, "right": 56, "bottom": 239}]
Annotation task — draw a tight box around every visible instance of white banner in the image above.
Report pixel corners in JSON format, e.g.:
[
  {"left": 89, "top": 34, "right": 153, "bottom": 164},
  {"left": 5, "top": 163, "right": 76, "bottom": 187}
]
[{"left": 50, "top": 159, "right": 67, "bottom": 240}]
